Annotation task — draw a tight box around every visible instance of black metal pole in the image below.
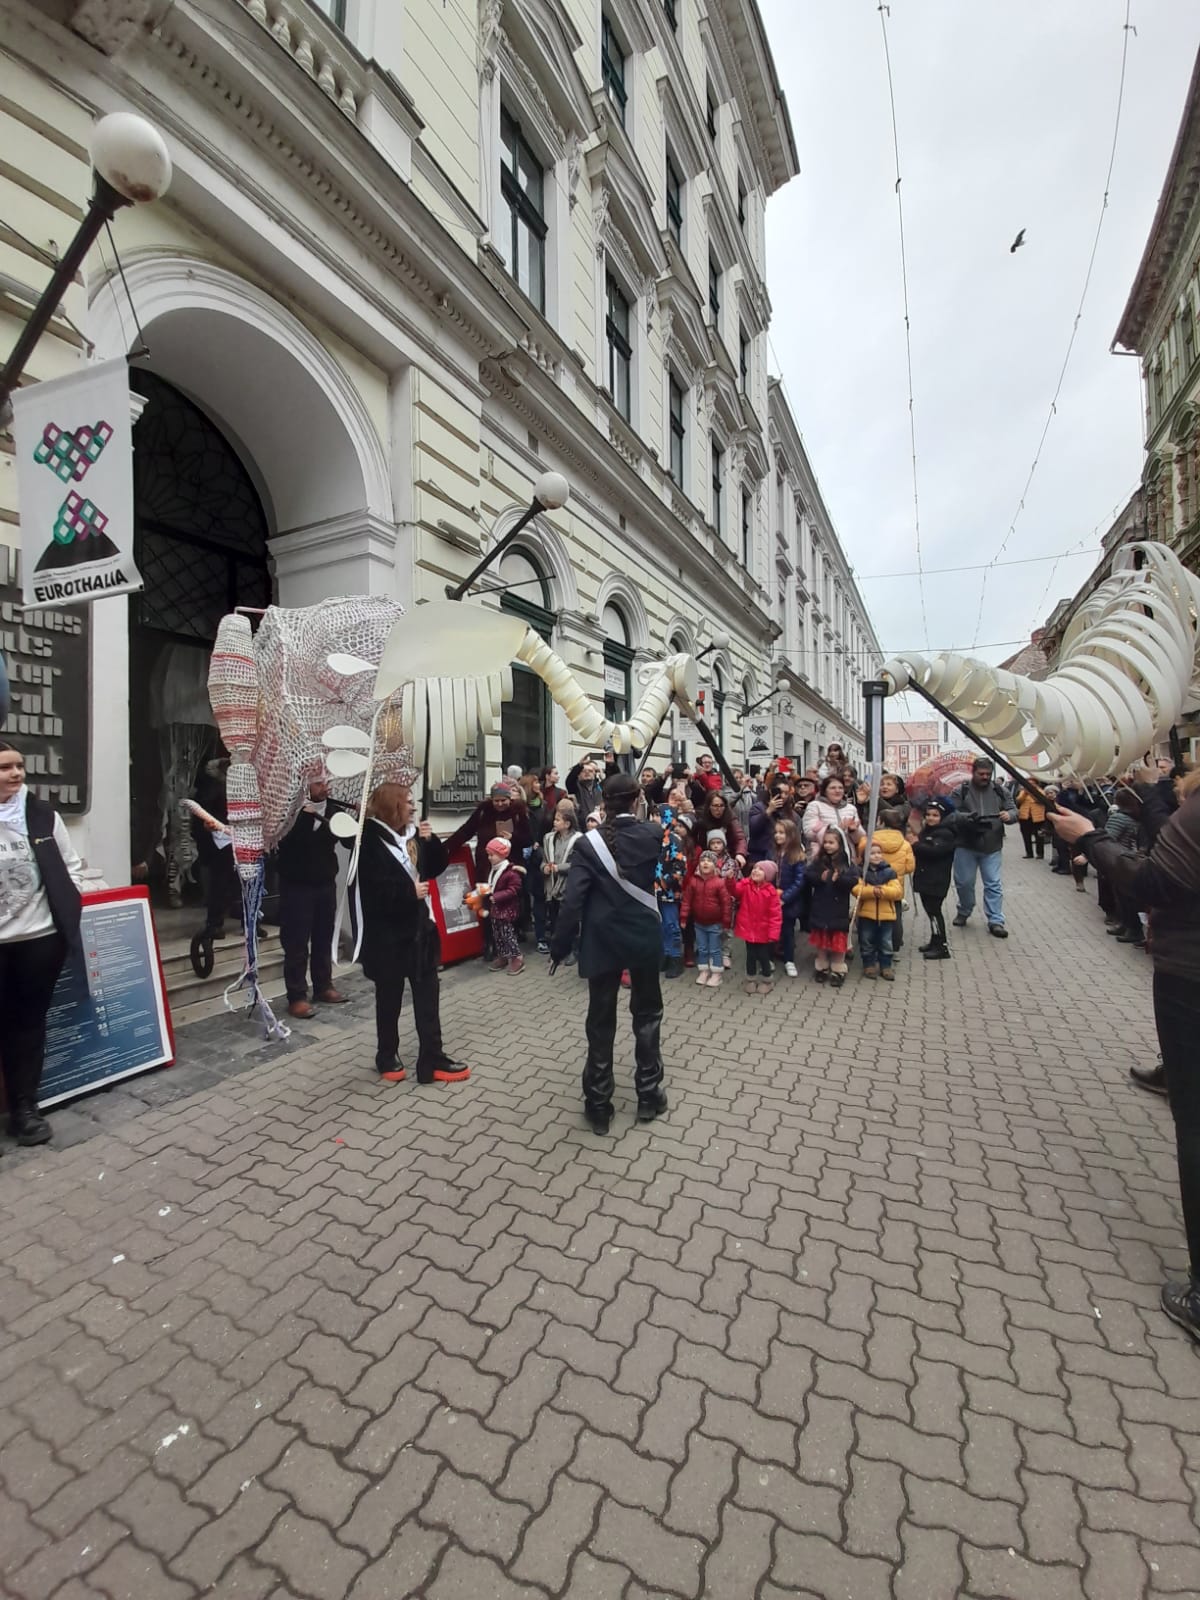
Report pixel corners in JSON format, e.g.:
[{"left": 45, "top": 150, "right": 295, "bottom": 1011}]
[
  {"left": 445, "top": 499, "right": 543, "bottom": 601},
  {"left": 898, "top": 675, "right": 1057, "bottom": 808},
  {"left": 0, "top": 176, "right": 126, "bottom": 414},
  {"left": 741, "top": 690, "right": 777, "bottom": 717},
  {"left": 420, "top": 686, "right": 433, "bottom": 821}
]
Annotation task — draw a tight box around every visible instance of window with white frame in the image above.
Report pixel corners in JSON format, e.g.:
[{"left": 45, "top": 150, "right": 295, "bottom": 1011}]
[
  {"left": 669, "top": 373, "right": 686, "bottom": 488},
  {"left": 711, "top": 440, "right": 725, "bottom": 536},
  {"left": 602, "top": 15, "right": 628, "bottom": 128},
  {"left": 664, "top": 0, "right": 678, "bottom": 31},
  {"left": 741, "top": 488, "right": 752, "bottom": 568},
  {"left": 706, "top": 80, "right": 717, "bottom": 140},
  {"left": 737, "top": 177, "right": 747, "bottom": 231},
  {"left": 500, "top": 108, "right": 547, "bottom": 312},
  {"left": 605, "top": 272, "right": 633, "bottom": 421},
  {"left": 708, "top": 253, "right": 721, "bottom": 324},
  {"left": 665, "top": 150, "right": 683, "bottom": 246},
  {"left": 738, "top": 324, "right": 749, "bottom": 393}
]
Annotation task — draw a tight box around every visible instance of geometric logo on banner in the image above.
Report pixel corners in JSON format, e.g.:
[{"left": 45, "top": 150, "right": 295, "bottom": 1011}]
[{"left": 33, "top": 419, "right": 113, "bottom": 483}]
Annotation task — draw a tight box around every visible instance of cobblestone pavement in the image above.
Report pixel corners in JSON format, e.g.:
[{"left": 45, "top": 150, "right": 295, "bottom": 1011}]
[{"left": 2, "top": 858, "right": 1199, "bottom": 1600}]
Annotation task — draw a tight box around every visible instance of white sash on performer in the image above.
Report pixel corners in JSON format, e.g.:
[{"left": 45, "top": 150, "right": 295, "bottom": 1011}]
[{"left": 585, "top": 829, "right": 660, "bottom": 919}]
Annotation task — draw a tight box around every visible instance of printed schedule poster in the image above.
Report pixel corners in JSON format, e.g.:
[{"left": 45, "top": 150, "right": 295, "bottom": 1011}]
[{"left": 40, "top": 888, "right": 174, "bottom": 1106}]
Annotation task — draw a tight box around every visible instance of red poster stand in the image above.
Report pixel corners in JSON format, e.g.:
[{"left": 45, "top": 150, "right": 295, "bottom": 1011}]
[{"left": 428, "top": 845, "right": 484, "bottom": 965}]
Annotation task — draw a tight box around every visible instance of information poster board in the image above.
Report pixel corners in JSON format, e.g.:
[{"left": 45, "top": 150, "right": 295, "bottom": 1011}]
[
  {"left": 429, "top": 845, "right": 483, "bottom": 965},
  {"left": 39, "top": 887, "right": 174, "bottom": 1107},
  {"left": 0, "top": 542, "right": 90, "bottom": 811}
]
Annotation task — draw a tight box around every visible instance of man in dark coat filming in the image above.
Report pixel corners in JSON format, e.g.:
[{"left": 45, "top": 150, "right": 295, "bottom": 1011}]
[{"left": 549, "top": 771, "right": 667, "bottom": 1136}]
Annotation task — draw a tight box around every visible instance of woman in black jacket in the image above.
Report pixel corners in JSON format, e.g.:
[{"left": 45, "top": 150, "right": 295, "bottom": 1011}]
[
  {"left": 0, "top": 740, "right": 84, "bottom": 1145},
  {"left": 549, "top": 772, "right": 667, "bottom": 1136},
  {"left": 1052, "top": 785, "right": 1200, "bottom": 1342},
  {"left": 911, "top": 799, "right": 958, "bottom": 960},
  {"left": 351, "top": 782, "right": 469, "bottom": 1087}
]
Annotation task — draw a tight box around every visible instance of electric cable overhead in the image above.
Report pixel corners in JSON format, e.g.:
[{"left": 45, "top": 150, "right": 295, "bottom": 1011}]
[
  {"left": 877, "top": 0, "right": 930, "bottom": 650},
  {"left": 970, "top": 0, "right": 1135, "bottom": 646},
  {"left": 856, "top": 546, "right": 1112, "bottom": 581}
]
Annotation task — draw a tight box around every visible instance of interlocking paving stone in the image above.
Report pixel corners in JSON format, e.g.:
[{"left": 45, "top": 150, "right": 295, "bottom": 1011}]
[{"left": 0, "top": 863, "right": 1198, "bottom": 1597}]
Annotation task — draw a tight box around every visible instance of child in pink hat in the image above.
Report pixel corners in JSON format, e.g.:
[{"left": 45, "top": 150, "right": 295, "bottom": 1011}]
[
  {"left": 483, "top": 836, "right": 525, "bottom": 974},
  {"left": 731, "top": 859, "right": 782, "bottom": 995}
]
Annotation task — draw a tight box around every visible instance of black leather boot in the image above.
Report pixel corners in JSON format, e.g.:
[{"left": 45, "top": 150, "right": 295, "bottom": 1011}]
[
  {"left": 637, "top": 1089, "right": 668, "bottom": 1123},
  {"left": 1162, "top": 1280, "right": 1200, "bottom": 1344},
  {"left": 9, "top": 1101, "right": 51, "bottom": 1146}
]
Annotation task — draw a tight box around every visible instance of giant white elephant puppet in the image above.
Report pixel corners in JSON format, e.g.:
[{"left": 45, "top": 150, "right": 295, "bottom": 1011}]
[
  {"left": 208, "top": 597, "right": 702, "bottom": 854},
  {"left": 880, "top": 541, "right": 1200, "bottom": 783}
]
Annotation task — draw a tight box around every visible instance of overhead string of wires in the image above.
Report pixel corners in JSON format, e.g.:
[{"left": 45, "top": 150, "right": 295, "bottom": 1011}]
[
  {"left": 876, "top": 1, "right": 929, "bottom": 650},
  {"left": 969, "top": 0, "right": 1136, "bottom": 648}
]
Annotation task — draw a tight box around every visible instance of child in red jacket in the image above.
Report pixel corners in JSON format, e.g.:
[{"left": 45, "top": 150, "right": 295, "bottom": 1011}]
[
  {"left": 681, "top": 851, "right": 733, "bottom": 988},
  {"left": 732, "top": 859, "right": 783, "bottom": 995},
  {"left": 482, "top": 836, "right": 525, "bottom": 974}
]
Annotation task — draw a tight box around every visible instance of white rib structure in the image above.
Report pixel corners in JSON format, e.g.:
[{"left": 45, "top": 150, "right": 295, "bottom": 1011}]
[
  {"left": 394, "top": 634, "right": 698, "bottom": 789},
  {"left": 881, "top": 542, "right": 1200, "bottom": 781}
]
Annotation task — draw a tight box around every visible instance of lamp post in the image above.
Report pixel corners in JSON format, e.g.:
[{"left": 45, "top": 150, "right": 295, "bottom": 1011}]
[
  {"left": 694, "top": 629, "right": 730, "bottom": 663},
  {"left": 445, "top": 470, "right": 570, "bottom": 601},
  {"left": 742, "top": 672, "right": 788, "bottom": 717},
  {"left": 0, "top": 113, "right": 172, "bottom": 417}
]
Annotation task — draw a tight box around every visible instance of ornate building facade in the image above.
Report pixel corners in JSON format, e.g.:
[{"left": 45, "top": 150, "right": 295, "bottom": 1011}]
[
  {"left": 1112, "top": 47, "right": 1200, "bottom": 567},
  {"left": 1, "top": 0, "right": 870, "bottom": 882}
]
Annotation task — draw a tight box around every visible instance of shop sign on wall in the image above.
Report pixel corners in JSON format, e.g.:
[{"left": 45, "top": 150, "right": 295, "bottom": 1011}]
[{"left": 0, "top": 543, "right": 90, "bottom": 811}]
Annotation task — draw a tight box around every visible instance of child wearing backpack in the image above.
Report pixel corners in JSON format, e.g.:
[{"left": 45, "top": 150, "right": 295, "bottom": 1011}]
[{"left": 852, "top": 839, "right": 903, "bottom": 979}]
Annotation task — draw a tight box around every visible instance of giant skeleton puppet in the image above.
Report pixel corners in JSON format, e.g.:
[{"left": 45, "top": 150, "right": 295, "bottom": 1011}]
[
  {"left": 204, "top": 598, "right": 703, "bottom": 1035},
  {"left": 877, "top": 542, "right": 1200, "bottom": 786}
]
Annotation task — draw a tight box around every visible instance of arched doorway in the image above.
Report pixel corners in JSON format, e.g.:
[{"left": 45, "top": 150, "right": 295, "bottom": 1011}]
[
  {"left": 498, "top": 547, "right": 555, "bottom": 773},
  {"left": 128, "top": 370, "right": 272, "bottom": 902}
]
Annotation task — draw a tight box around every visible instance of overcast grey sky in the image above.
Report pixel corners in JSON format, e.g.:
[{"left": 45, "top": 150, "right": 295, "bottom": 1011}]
[{"left": 760, "top": 0, "right": 1200, "bottom": 676}]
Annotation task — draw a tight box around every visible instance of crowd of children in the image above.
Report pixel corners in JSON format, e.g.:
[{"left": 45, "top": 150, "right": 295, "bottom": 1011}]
[{"left": 466, "top": 755, "right": 1021, "bottom": 989}]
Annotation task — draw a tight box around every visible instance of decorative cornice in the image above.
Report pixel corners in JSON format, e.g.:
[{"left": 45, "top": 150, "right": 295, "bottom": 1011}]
[
  {"left": 68, "top": 0, "right": 170, "bottom": 55},
  {"left": 1115, "top": 48, "right": 1200, "bottom": 353},
  {"left": 480, "top": 0, "right": 503, "bottom": 81}
]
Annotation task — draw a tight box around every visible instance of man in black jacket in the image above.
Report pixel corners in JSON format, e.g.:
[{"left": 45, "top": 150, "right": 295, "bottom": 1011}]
[
  {"left": 951, "top": 757, "right": 1015, "bottom": 937},
  {"left": 1051, "top": 789, "right": 1200, "bottom": 1343},
  {"left": 351, "top": 783, "right": 469, "bottom": 1086},
  {"left": 550, "top": 772, "right": 667, "bottom": 1136},
  {"left": 277, "top": 776, "right": 353, "bottom": 1019}
]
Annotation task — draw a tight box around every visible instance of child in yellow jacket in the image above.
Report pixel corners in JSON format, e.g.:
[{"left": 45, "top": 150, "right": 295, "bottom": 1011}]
[
  {"left": 853, "top": 839, "right": 904, "bottom": 978},
  {"left": 858, "top": 805, "right": 916, "bottom": 954}
]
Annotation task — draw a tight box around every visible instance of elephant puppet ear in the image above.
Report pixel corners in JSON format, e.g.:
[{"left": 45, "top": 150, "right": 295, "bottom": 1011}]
[{"left": 373, "top": 603, "right": 528, "bottom": 700}]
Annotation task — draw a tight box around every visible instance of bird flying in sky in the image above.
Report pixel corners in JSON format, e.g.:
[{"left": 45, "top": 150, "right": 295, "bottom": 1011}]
[{"left": 1010, "top": 229, "right": 1026, "bottom": 253}]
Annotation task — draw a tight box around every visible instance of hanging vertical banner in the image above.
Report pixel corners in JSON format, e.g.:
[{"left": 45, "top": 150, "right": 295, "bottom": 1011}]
[{"left": 11, "top": 356, "right": 142, "bottom": 608}]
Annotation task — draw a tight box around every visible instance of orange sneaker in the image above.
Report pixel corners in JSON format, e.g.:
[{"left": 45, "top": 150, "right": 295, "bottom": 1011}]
[
  {"left": 377, "top": 1067, "right": 406, "bottom": 1083},
  {"left": 430, "top": 1064, "right": 471, "bottom": 1084}
]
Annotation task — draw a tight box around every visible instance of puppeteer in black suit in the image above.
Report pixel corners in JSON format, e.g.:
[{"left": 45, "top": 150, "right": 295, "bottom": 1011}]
[
  {"left": 350, "top": 782, "right": 470, "bottom": 1086},
  {"left": 549, "top": 771, "right": 668, "bottom": 1135}
]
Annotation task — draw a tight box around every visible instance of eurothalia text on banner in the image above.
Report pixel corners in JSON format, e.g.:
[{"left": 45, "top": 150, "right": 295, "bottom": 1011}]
[{"left": 11, "top": 357, "right": 143, "bottom": 609}]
